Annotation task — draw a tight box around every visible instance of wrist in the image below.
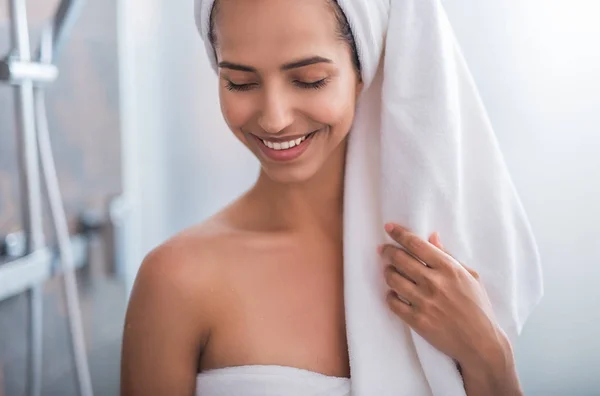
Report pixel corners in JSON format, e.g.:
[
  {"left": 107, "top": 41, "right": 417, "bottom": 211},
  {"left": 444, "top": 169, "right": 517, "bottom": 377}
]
[
  {"left": 458, "top": 327, "right": 523, "bottom": 396},
  {"left": 459, "top": 325, "right": 510, "bottom": 370}
]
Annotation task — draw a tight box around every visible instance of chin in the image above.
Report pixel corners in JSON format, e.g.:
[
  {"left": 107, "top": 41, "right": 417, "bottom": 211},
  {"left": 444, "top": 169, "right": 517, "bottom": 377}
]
[
  {"left": 259, "top": 160, "right": 324, "bottom": 185},
  {"left": 249, "top": 127, "right": 349, "bottom": 185}
]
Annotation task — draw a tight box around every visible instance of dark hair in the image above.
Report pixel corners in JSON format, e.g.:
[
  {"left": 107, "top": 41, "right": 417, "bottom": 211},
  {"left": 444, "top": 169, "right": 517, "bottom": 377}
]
[{"left": 208, "top": 0, "right": 362, "bottom": 76}]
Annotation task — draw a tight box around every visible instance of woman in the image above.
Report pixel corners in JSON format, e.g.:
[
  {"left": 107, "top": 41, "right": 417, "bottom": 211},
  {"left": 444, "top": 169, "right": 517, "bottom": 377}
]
[{"left": 120, "top": 0, "right": 525, "bottom": 395}]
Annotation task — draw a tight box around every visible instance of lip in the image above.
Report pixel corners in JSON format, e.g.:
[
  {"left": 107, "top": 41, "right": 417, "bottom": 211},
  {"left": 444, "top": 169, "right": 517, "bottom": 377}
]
[{"left": 252, "top": 130, "right": 319, "bottom": 162}]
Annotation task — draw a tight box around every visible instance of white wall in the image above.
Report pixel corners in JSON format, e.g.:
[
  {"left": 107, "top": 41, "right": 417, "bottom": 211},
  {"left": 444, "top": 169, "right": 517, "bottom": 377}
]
[
  {"left": 117, "top": 0, "right": 259, "bottom": 289},
  {"left": 119, "top": 1, "right": 600, "bottom": 394},
  {"left": 443, "top": 1, "right": 600, "bottom": 394}
]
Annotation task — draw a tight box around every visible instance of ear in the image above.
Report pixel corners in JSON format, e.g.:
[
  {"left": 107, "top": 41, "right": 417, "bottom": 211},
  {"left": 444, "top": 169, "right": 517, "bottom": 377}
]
[{"left": 355, "top": 79, "right": 364, "bottom": 99}]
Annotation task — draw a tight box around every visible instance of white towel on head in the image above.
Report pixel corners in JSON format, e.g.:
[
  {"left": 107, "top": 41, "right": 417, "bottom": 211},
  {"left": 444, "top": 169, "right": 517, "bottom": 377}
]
[{"left": 194, "top": 1, "right": 544, "bottom": 395}]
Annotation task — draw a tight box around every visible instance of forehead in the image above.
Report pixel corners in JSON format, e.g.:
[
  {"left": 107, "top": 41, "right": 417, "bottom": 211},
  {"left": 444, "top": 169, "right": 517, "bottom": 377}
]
[{"left": 213, "top": 0, "right": 341, "bottom": 66}]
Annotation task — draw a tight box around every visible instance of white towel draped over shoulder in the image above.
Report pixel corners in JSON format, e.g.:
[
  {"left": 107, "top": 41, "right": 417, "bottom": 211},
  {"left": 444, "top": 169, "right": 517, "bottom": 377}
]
[{"left": 194, "top": 1, "right": 543, "bottom": 395}]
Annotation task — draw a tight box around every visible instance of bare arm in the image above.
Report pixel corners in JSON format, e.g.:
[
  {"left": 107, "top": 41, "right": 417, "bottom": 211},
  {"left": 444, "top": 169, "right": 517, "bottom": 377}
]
[
  {"left": 120, "top": 245, "right": 211, "bottom": 396},
  {"left": 459, "top": 329, "right": 524, "bottom": 396}
]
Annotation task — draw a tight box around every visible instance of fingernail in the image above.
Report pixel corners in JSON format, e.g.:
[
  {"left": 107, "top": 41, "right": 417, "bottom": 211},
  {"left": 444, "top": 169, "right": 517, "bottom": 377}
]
[
  {"left": 377, "top": 244, "right": 384, "bottom": 254},
  {"left": 384, "top": 223, "right": 394, "bottom": 233}
]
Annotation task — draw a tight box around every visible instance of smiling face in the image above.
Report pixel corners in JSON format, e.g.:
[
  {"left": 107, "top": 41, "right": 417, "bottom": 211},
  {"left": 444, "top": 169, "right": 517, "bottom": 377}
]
[{"left": 210, "top": 0, "right": 362, "bottom": 184}]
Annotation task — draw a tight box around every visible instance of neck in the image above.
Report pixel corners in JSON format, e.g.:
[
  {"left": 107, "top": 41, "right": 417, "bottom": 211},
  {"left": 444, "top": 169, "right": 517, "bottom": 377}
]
[{"left": 251, "top": 139, "right": 347, "bottom": 243}]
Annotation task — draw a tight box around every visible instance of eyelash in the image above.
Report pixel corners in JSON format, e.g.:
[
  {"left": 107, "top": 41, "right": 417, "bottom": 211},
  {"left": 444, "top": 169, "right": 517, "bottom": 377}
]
[
  {"left": 225, "top": 82, "right": 256, "bottom": 92},
  {"left": 225, "top": 78, "right": 329, "bottom": 92},
  {"left": 294, "top": 78, "right": 329, "bottom": 90}
]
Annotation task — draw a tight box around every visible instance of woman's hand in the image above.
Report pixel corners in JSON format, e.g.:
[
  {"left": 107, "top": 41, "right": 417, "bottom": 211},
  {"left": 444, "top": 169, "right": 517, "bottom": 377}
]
[{"left": 379, "top": 223, "right": 523, "bottom": 395}]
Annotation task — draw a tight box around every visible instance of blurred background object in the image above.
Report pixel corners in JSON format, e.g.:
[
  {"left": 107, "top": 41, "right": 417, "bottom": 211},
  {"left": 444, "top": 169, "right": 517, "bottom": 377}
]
[
  {"left": 1, "top": 0, "right": 599, "bottom": 395},
  {"left": 0, "top": 0, "right": 124, "bottom": 395}
]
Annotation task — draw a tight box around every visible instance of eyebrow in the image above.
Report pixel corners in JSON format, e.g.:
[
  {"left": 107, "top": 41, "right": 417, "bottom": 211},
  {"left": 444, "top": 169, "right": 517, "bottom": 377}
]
[
  {"left": 282, "top": 56, "right": 333, "bottom": 70},
  {"left": 218, "top": 56, "right": 333, "bottom": 73}
]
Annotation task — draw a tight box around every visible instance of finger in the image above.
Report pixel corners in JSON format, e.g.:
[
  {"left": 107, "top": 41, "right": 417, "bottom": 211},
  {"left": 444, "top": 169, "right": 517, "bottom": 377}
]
[
  {"left": 463, "top": 265, "right": 480, "bottom": 280},
  {"left": 385, "top": 224, "right": 448, "bottom": 270},
  {"left": 384, "top": 265, "right": 422, "bottom": 306},
  {"left": 386, "top": 290, "right": 417, "bottom": 325},
  {"left": 429, "top": 232, "right": 443, "bottom": 250},
  {"left": 429, "top": 232, "right": 480, "bottom": 280},
  {"left": 435, "top": 232, "right": 443, "bottom": 248},
  {"left": 381, "top": 245, "right": 428, "bottom": 285}
]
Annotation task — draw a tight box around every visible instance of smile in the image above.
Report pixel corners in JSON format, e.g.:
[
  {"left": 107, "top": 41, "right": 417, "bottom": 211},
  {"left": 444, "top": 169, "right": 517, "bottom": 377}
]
[
  {"left": 253, "top": 130, "right": 320, "bottom": 162},
  {"left": 259, "top": 132, "right": 317, "bottom": 151}
]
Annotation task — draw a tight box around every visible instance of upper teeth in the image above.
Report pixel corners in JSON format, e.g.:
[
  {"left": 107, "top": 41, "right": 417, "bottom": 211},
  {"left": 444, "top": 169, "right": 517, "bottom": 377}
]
[{"left": 262, "top": 135, "right": 308, "bottom": 150}]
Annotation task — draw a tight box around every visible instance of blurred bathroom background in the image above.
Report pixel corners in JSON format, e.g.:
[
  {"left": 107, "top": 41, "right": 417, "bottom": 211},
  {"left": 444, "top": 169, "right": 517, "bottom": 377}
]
[{"left": 0, "top": 0, "right": 599, "bottom": 395}]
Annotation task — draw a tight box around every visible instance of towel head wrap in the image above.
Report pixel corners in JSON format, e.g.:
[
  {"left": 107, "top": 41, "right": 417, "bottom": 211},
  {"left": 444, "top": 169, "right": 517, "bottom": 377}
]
[{"left": 194, "top": 1, "right": 543, "bottom": 395}]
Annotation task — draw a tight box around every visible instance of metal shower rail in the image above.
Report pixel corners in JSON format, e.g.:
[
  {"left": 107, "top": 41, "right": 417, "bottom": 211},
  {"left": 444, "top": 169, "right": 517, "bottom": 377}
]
[{"left": 0, "top": 0, "right": 93, "bottom": 395}]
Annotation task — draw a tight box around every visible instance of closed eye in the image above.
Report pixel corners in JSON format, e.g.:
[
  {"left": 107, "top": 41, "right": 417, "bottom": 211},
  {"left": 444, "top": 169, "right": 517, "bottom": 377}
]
[
  {"left": 294, "top": 78, "right": 329, "bottom": 90},
  {"left": 225, "top": 81, "right": 258, "bottom": 92},
  {"left": 225, "top": 78, "right": 329, "bottom": 92}
]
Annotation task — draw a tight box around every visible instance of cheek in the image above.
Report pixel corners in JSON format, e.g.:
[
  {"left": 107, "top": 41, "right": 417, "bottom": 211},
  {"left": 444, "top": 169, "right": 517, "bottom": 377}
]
[
  {"left": 305, "top": 80, "right": 357, "bottom": 132},
  {"left": 219, "top": 89, "right": 255, "bottom": 131}
]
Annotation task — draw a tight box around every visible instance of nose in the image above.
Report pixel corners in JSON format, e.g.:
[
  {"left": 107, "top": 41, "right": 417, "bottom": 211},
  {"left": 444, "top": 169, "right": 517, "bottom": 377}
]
[{"left": 257, "top": 87, "right": 294, "bottom": 134}]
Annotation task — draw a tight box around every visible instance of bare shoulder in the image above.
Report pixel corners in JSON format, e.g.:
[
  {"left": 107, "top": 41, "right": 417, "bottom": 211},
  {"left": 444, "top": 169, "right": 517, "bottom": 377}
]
[
  {"left": 131, "top": 214, "right": 243, "bottom": 321},
  {"left": 137, "top": 221, "right": 225, "bottom": 292},
  {"left": 120, "top": 212, "right": 247, "bottom": 395}
]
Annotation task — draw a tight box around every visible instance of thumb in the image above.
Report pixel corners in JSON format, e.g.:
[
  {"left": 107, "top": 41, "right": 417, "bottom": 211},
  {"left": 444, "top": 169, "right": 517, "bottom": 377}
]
[
  {"left": 428, "top": 232, "right": 444, "bottom": 250},
  {"left": 429, "top": 232, "right": 480, "bottom": 280}
]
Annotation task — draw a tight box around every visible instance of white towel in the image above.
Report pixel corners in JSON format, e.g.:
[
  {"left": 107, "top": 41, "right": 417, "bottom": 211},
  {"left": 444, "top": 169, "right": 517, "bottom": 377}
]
[
  {"left": 194, "top": 1, "right": 544, "bottom": 395},
  {"left": 196, "top": 365, "right": 351, "bottom": 396}
]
